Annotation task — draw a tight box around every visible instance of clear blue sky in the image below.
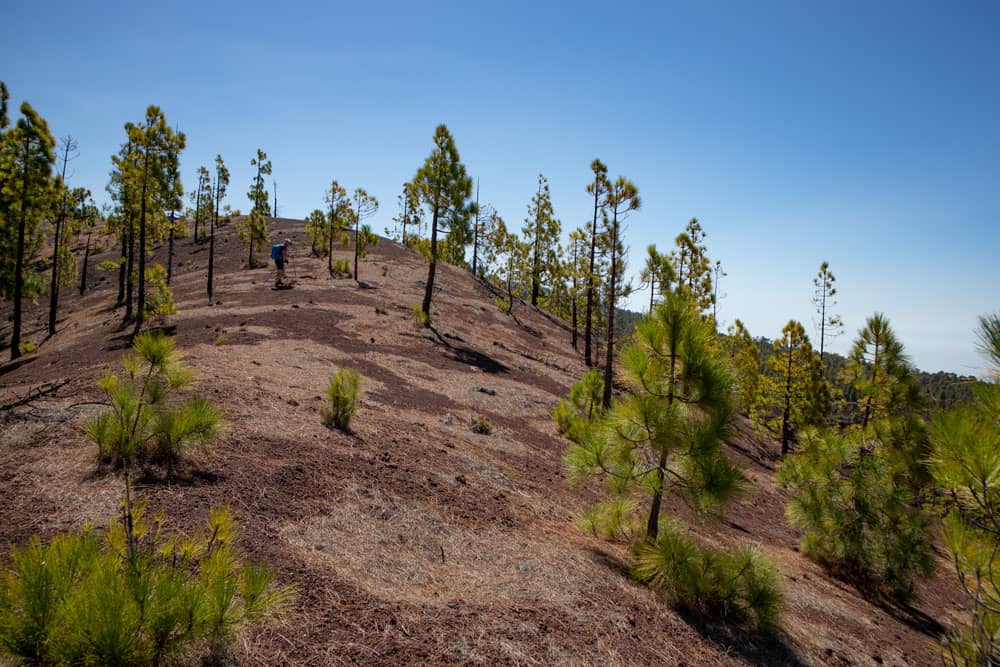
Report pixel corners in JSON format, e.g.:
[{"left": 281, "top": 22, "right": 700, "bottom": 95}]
[{"left": 3, "top": 1, "right": 997, "bottom": 374}]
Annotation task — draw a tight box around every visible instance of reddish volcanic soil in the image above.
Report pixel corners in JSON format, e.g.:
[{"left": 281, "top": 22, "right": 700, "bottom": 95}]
[{"left": 0, "top": 218, "right": 966, "bottom": 665}]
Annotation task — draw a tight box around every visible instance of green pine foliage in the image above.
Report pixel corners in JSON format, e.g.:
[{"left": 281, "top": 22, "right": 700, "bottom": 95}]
[
  {"left": 779, "top": 428, "right": 934, "bottom": 601},
  {"left": 552, "top": 368, "right": 605, "bottom": 442},
  {"left": 576, "top": 498, "right": 640, "bottom": 543},
  {"left": 930, "top": 313, "right": 1000, "bottom": 664},
  {"left": 304, "top": 208, "right": 328, "bottom": 256},
  {"left": 412, "top": 124, "right": 473, "bottom": 320},
  {"left": 564, "top": 290, "right": 744, "bottom": 537},
  {"left": 724, "top": 319, "right": 761, "bottom": 415},
  {"left": 633, "top": 522, "right": 783, "bottom": 632},
  {"left": 323, "top": 368, "right": 361, "bottom": 431},
  {"left": 237, "top": 210, "right": 268, "bottom": 267},
  {"left": 521, "top": 173, "right": 562, "bottom": 308},
  {"left": 84, "top": 331, "right": 223, "bottom": 474},
  {"left": 753, "top": 320, "right": 829, "bottom": 455},
  {"left": 142, "top": 263, "right": 176, "bottom": 320},
  {"left": 0, "top": 503, "right": 295, "bottom": 666},
  {"left": 0, "top": 92, "right": 58, "bottom": 361}
]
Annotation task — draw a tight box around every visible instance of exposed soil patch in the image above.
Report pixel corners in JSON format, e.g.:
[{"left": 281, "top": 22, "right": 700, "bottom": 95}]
[{"left": 0, "top": 220, "right": 967, "bottom": 666}]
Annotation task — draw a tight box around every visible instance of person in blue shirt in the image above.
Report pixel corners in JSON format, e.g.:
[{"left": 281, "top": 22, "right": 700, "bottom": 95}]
[{"left": 271, "top": 239, "right": 292, "bottom": 287}]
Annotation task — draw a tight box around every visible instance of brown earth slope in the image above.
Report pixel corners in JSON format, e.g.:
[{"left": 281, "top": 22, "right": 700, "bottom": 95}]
[{"left": 0, "top": 219, "right": 966, "bottom": 666}]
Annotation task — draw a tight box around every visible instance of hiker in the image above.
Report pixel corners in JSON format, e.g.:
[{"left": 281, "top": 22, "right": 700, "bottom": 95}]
[{"left": 271, "top": 239, "right": 292, "bottom": 287}]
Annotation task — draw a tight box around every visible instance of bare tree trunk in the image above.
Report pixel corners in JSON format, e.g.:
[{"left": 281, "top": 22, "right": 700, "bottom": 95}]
[
  {"left": 133, "top": 150, "right": 150, "bottom": 336},
  {"left": 420, "top": 200, "right": 441, "bottom": 318},
  {"left": 10, "top": 136, "right": 30, "bottom": 361},
  {"left": 79, "top": 228, "right": 92, "bottom": 295},
  {"left": 166, "top": 211, "right": 175, "bottom": 285}
]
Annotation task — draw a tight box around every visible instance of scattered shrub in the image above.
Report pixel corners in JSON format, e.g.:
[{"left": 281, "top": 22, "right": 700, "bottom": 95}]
[
  {"left": 552, "top": 368, "right": 604, "bottom": 442},
  {"left": 633, "top": 522, "right": 784, "bottom": 632},
  {"left": 470, "top": 414, "right": 492, "bottom": 435},
  {"left": 332, "top": 258, "right": 351, "bottom": 275},
  {"left": 411, "top": 303, "right": 430, "bottom": 328},
  {"left": 576, "top": 498, "right": 640, "bottom": 543},
  {"left": 143, "top": 263, "right": 176, "bottom": 319},
  {"left": 214, "top": 333, "right": 226, "bottom": 346},
  {"left": 323, "top": 368, "right": 361, "bottom": 431},
  {"left": 84, "top": 331, "right": 224, "bottom": 473},
  {"left": 0, "top": 503, "right": 296, "bottom": 666},
  {"left": 778, "top": 428, "right": 934, "bottom": 601},
  {"left": 97, "top": 259, "right": 120, "bottom": 272},
  {"left": 374, "top": 305, "right": 388, "bottom": 316},
  {"left": 17, "top": 341, "right": 37, "bottom": 354}
]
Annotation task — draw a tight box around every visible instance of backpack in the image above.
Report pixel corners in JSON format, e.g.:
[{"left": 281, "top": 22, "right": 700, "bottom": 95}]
[{"left": 270, "top": 244, "right": 283, "bottom": 260}]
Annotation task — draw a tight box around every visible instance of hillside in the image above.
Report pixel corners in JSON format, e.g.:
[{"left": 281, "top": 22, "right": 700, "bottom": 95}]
[{"left": 0, "top": 219, "right": 966, "bottom": 666}]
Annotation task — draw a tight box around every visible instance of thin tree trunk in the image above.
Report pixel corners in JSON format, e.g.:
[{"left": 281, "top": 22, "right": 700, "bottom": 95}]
[
  {"left": 208, "top": 182, "right": 217, "bottom": 299},
  {"left": 584, "top": 180, "right": 600, "bottom": 366},
  {"left": 133, "top": 150, "right": 150, "bottom": 336},
  {"left": 124, "top": 217, "right": 135, "bottom": 323},
  {"left": 193, "top": 177, "right": 202, "bottom": 243},
  {"left": 421, "top": 201, "right": 441, "bottom": 317},
  {"left": 48, "top": 211, "right": 63, "bottom": 336},
  {"left": 11, "top": 136, "right": 30, "bottom": 361},
  {"left": 602, "top": 215, "right": 619, "bottom": 409},
  {"left": 79, "top": 228, "right": 91, "bottom": 295},
  {"left": 530, "top": 181, "right": 541, "bottom": 307},
  {"left": 781, "top": 345, "right": 793, "bottom": 455},
  {"left": 472, "top": 180, "right": 480, "bottom": 275},
  {"left": 861, "top": 337, "right": 880, "bottom": 430},
  {"left": 649, "top": 276, "right": 656, "bottom": 315},
  {"left": 48, "top": 146, "right": 71, "bottom": 336},
  {"left": 117, "top": 232, "right": 127, "bottom": 305},
  {"left": 645, "top": 345, "right": 678, "bottom": 539},
  {"left": 166, "top": 211, "right": 175, "bottom": 285}
]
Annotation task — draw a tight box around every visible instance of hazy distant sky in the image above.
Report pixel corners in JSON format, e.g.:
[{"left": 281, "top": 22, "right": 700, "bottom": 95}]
[{"left": 2, "top": 1, "right": 997, "bottom": 374}]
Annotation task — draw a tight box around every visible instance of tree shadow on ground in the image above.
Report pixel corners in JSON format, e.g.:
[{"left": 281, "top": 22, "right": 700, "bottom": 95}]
[
  {"left": 428, "top": 325, "right": 510, "bottom": 374},
  {"left": 824, "top": 563, "right": 947, "bottom": 638},
  {"left": 586, "top": 545, "right": 808, "bottom": 667},
  {"left": 675, "top": 608, "right": 808, "bottom": 667}
]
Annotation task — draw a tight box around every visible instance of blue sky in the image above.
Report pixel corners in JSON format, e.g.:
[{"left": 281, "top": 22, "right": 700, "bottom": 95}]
[{"left": 2, "top": 1, "right": 997, "bottom": 374}]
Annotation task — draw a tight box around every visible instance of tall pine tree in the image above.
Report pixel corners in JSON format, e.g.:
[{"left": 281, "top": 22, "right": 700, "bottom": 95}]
[
  {"left": 1, "top": 100, "right": 56, "bottom": 360},
  {"left": 413, "top": 125, "right": 472, "bottom": 323},
  {"left": 601, "top": 176, "right": 639, "bottom": 408},
  {"left": 522, "top": 173, "right": 561, "bottom": 307}
]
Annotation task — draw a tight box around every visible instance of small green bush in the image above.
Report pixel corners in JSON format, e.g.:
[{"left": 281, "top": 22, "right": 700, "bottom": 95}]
[
  {"left": 84, "top": 331, "right": 223, "bottom": 473},
  {"left": 410, "top": 303, "right": 430, "bottom": 328},
  {"left": 553, "top": 368, "right": 604, "bottom": 442},
  {"left": 470, "top": 414, "right": 492, "bottom": 435},
  {"left": 633, "top": 522, "right": 784, "bottom": 632},
  {"left": 0, "top": 504, "right": 295, "bottom": 666},
  {"left": 332, "top": 258, "right": 351, "bottom": 275},
  {"left": 576, "top": 498, "right": 640, "bottom": 543},
  {"left": 18, "top": 341, "right": 37, "bottom": 354},
  {"left": 323, "top": 368, "right": 361, "bottom": 430}
]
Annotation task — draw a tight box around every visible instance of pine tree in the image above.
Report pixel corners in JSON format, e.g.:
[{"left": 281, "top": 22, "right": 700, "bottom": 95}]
[
  {"left": 412, "top": 125, "right": 472, "bottom": 323},
  {"left": 0, "top": 100, "right": 56, "bottom": 360},
  {"left": 584, "top": 159, "right": 609, "bottom": 367},
  {"left": 207, "top": 155, "right": 228, "bottom": 299},
  {"left": 670, "top": 218, "right": 714, "bottom": 312},
  {"left": 639, "top": 244, "right": 674, "bottom": 315},
  {"left": 126, "top": 107, "right": 185, "bottom": 336},
  {"left": 843, "top": 313, "right": 919, "bottom": 429},
  {"left": 565, "top": 289, "right": 743, "bottom": 540},
  {"left": 351, "top": 188, "right": 378, "bottom": 282},
  {"left": 567, "top": 228, "right": 589, "bottom": 348},
  {"left": 813, "top": 261, "right": 843, "bottom": 365},
  {"left": 522, "top": 174, "right": 561, "bottom": 307},
  {"left": 779, "top": 427, "right": 934, "bottom": 600},
  {"left": 754, "top": 320, "right": 828, "bottom": 455},
  {"left": 324, "top": 180, "right": 350, "bottom": 275},
  {"left": 304, "top": 208, "right": 327, "bottom": 256},
  {"left": 930, "top": 313, "right": 1000, "bottom": 663},
  {"left": 725, "top": 319, "right": 760, "bottom": 415},
  {"left": 240, "top": 149, "right": 271, "bottom": 267},
  {"left": 386, "top": 181, "right": 422, "bottom": 246},
  {"left": 163, "top": 159, "right": 182, "bottom": 285},
  {"left": 601, "top": 176, "right": 639, "bottom": 408},
  {"left": 78, "top": 192, "right": 100, "bottom": 295},
  {"left": 47, "top": 135, "right": 77, "bottom": 336},
  {"left": 190, "top": 165, "right": 210, "bottom": 243}
]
